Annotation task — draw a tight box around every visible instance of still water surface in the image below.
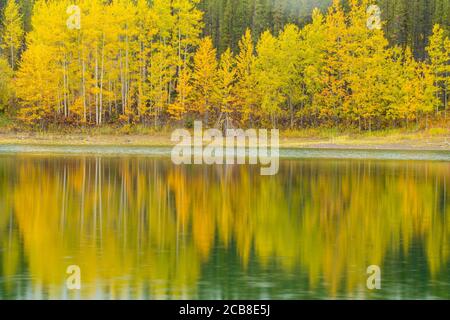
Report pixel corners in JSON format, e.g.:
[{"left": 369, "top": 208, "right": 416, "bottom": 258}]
[{"left": 0, "top": 148, "right": 449, "bottom": 299}]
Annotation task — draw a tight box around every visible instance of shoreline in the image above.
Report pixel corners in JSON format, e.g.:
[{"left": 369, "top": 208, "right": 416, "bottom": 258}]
[{"left": 0, "top": 131, "right": 449, "bottom": 152}]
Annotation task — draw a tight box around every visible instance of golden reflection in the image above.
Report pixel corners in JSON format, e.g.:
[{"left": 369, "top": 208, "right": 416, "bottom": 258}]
[{"left": 0, "top": 156, "right": 448, "bottom": 299}]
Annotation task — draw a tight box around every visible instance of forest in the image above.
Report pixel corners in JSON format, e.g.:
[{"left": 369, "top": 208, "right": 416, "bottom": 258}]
[{"left": 0, "top": 0, "right": 449, "bottom": 130}]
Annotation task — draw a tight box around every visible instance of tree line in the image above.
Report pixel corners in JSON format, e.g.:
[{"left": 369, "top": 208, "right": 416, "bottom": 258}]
[
  {"left": 0, "top": 0, "right": 449, "bottom": 130},
  {"left": 2, "top": 0, "right": 448, "bottom": 58}
]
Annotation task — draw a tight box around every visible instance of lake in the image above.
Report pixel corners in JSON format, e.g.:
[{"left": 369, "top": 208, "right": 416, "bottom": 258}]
[{"left": 0, "top": 148, "right": 449, "bottom": 299}]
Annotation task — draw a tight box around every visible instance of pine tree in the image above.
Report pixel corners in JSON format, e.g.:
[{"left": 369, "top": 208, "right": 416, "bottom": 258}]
[{"left": 219, "top": 0, "right": 233, "bottom": 53}]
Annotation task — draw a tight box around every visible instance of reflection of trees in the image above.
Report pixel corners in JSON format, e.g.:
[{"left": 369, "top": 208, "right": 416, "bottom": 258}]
[{"left": 0, "top": 156, "right": 448, "bottom": 299}]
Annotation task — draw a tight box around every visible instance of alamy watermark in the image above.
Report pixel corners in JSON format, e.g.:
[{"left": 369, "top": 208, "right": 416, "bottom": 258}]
[
  {"left": 367, "top": 5, "right": 382, "bottom": 30},
  {"left": 66, "top": 5, "right": 81, "bottom": 30},
  {"left": 171, "top": 122, "right": 280, "bottom": 176},
  {"left": 66, "top": 265, "right": 81, "bottom": 290},
  {"left": 366, "top": 265, "right": 381, "bottom": 290}
]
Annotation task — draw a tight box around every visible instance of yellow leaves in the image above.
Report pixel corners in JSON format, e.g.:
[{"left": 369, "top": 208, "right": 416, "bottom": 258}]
[
  {"left": 7, "top": 0, "right": 447, "bottom": 129},
  {"left": 15, "top": 43, "right": 60, "bottom": 120},
  {"left": 12, "top": 0, "right": 206, "bottom": 127},
  {"left": 0, "top": 57, "right": 13, "bottom": 111},
  {"left": 17, "top": 106, "right": 46, "bottom": 125},
  {"left": 427, "top": 24, "right": 450, "bottom": 113},
  {"left": 168, "top": 102, "right": 187, "bottom": 121},
  {"left": 217, "top": 48, "right": 236, "bottom": 114},
  {"left": 234, "top": 29, "right": 257, "bottom": 124},
  {"left": 1, "top": 158, "right": 448, "bottom": 298},
  {"left": 1, "top": 0, "right": 24, "bottom": 68},
  {"left": 70, "top": 97, "right": 85, "bottom": 121},
  {"left": 190, "top": 37, "right": 218, "bottom": 117},
  {"left": 169, "top": 67, "right": 192, "bottom": 120}
]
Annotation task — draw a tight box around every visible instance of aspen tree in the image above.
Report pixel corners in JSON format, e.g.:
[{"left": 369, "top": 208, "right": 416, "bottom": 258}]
[
  {"left": 427, "top": 24, "right": 450, "bottom": 114},
  {"left": 234, "top": 29, "right": 256, "bottom": 125},
  {"left": 190, "top": 37, "right": 219, "bottom": 123},
  {"left": 0, "top": 57, "right": 12, "bottom": 111},
  {"left": 216, "top": 48, "right": 236, "bottom": 129},
  {"left": 1, "top": 0, "right": 24, "bottom": 69}
]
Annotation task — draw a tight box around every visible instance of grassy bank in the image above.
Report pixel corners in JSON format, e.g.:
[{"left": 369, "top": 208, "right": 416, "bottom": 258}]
[
  {"left": 0, "top": 124, "right": 448, "bottom": 151},
  {"left": 0, "top": 131, "right": 450, "bottom": 151}
]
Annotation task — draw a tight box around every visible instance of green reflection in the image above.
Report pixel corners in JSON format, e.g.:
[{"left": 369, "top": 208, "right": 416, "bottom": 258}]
[{"left": 0, "top": 155, "right": 448, "bottom": 299}]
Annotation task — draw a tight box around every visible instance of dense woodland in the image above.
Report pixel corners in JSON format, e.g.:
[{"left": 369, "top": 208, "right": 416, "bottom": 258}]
[
  {"left": 2, "top": 0, "right": 449, "bottom": 57},
  {"left": 200, "top": 0, "right": 450, "bottom": 58},
  {"left": 0, "top": 0, "right": 449, "bottom": 130}
]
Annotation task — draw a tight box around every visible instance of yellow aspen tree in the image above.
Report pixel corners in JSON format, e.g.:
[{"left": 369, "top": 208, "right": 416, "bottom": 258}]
[
  {"left": 399, "top": 48, "right": 424, "bottom": 126},
  {"left": 56, "top": 0, "right": 78, "bottom": 121},
  {"left": 416, "top": 60, "right": 440, "bottom": 125},
  {"left": 216, "top": 48, "right": 236, "bottom": 129},
  {"left": 344, "top": 0, "right": 389, "bottom": 131},
  {"left": 135, "top": 0, "right": 154, "bottom": 122},
  {"left": 170, "top": 0, "right": 203, "bottom": 126},
  {"left": 168, "top": 68, "right": 192, "bottom": 121},
  {"left": 387, "top": 47, "right": 436, "bottom": 128},
  {"left": 190, "top": 37, "right": 219, "bottom": 123},
  {"left": 316, "top": 0, "right": 347, "bottom": 127},
  {"left": 234, "top": 29, "right": 256, "bottom": 126},
  {"left": 172, "top": 0, "right": 204, "bottom": 73},
  {"left": 77, "top": 0, "right": 95, "bottom": 124},
  {"left": 15, "top": 44, "right": 59, "bottom": 125},
  {"left": 0, "top": 57, "right": 13, "bottom": 112},
  {"left": 149, "top": 0, "right": 177, "bottom": 128},
  {"left": 446, "top": 38, "right": 450, "bottom": 116},
  {"left": 74, "top": 0, "right": 104, "bottom": 125},
  {"left": 382, "top": 47, "right": 404, "bottom": 124},
  {"left": 298, "top": 8, "right": 327, "bottom": 126},
  {"left": 276, "top": 24, "right": 303, "bottom": 128},
  {"left": 15, "top": 0, "right": 65, "bottom": 124},
  {"left": 401, "top": 49, "right": 436, "bottom": 127},
  {"left": 427, "top": 24, "right": 450, "bottom": 114},
  {"left": 98, "top": 1, "right": 122, "bottom": 124},
  {"left": 111, "top": 0, "right": 139, "bottom": 123},
  {"left": 1, "top": 0, "right": 24, "bottom": 69},
  {"left": 253, "top": 30, "right": 285, "bottom": 126}
]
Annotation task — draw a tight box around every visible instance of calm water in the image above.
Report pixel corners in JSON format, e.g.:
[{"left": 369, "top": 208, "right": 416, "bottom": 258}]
[{"left": 0, "top": 148, "right": 449, "bottom": 300}]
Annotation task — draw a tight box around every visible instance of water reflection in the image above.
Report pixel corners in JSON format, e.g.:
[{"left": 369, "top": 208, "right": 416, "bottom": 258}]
[{"left": 0, "top": 155, "right": 448, "bottom": 299}]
